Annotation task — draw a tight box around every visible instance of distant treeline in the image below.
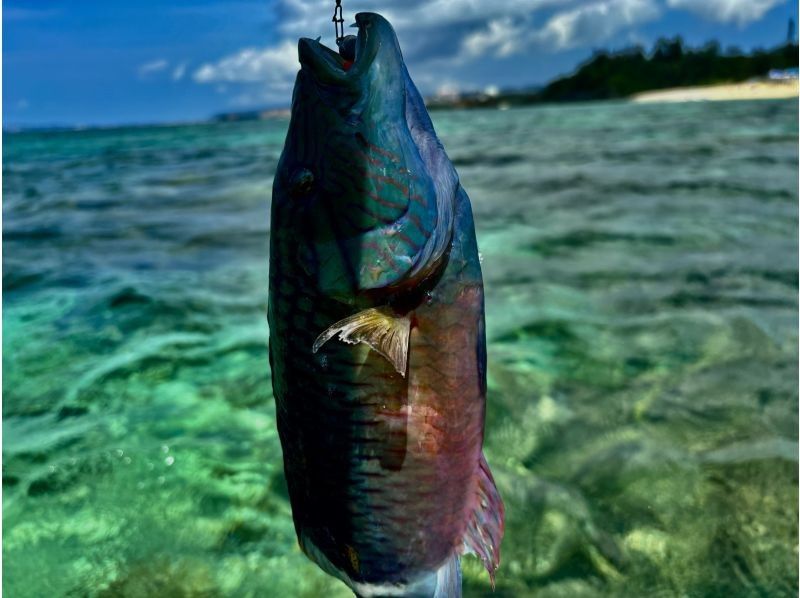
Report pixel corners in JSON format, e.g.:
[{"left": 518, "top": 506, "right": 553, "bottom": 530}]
[
  {"left": 541, "top": 38, "right": 798, "bottom": 101},
  {"left": 429, "top": 38, "right": 799, "bottom": 109}
]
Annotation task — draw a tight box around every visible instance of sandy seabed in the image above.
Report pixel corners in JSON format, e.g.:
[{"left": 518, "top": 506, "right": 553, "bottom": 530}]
[{"left": 4, "top": 100, "right": 798, "bottom": 597}]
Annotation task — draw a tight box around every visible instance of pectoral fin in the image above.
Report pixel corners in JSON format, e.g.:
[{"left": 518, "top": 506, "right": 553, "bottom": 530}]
[{"left": 313, "top": 307, "right": 411, "bottom": 376}]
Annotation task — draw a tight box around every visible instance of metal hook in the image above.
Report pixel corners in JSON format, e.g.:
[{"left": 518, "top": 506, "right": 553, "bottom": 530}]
[{"left": 332, "top": 0, "right": 345, "bottom": 45}]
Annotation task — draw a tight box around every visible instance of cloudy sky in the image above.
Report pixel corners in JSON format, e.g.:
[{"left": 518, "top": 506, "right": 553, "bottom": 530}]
[{"left": 4, "top": 0, "right": 797, "bottom": 126}]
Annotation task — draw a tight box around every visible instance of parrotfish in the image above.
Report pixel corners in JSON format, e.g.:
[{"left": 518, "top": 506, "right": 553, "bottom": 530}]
[{"left": 268, "top": 12, "right": 504, "bottom": 597}]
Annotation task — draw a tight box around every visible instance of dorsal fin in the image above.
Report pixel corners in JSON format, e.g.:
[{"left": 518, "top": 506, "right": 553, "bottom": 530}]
[
  {"left": 464, "top": 453, "right": 505, "bottom": 587},
  {"left": 313, "top": 307, "right": 411, "bottom": 376}
]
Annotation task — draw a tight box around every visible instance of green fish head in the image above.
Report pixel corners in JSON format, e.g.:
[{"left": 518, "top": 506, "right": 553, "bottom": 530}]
[
  {"left": 297, "top": 12, "right": 405, "bottom": 120},
  {"left": 275, "top": 13, "right": 456, "bottom": 305}
]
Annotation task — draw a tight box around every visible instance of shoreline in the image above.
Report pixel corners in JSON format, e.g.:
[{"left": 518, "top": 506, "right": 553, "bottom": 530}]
[
  {"left": 7, "top": 81, "right": 798, "bottom": 132},
  {"left": 631, "top": 80, "right": 798, "bottom": 103}
]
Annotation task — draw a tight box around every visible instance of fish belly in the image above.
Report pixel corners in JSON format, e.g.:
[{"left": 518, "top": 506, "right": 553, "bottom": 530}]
[{"left": 269, "top": 191, "right": 491, "bottom": 592}]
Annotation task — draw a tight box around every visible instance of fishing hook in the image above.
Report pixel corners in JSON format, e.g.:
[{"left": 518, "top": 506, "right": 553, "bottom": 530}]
[{"left": 332, "top": 0, "right": 345, "bottom": 45}]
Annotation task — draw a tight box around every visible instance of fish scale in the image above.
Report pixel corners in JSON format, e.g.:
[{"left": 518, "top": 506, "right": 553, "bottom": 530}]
[
  {"left": 269, "top": 13, "right": 503, "bottom": 596},
  {"left": 273, "top": 275, "right": 477, "bottom": 579}
]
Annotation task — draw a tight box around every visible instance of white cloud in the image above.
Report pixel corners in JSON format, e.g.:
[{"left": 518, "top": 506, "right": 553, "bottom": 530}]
[
  {"left": 195, "top": 0, "right": 778, "bottom": 105},
  {"left": 666, "top": 0, "right": 784, "bottom": 26},
  {"left": 138, "top": 59, "right": 169, "bottom": 77},
  {"left": 192, "top": 0, "right": 658, "bottom": 106},
  {"left": 193, "top": 40, "right": 298, "bottom": 84},
  {"left": 462, "top": 17, "right": 529, "bottom": 58},
  {"left": 459, "top": 0, "right": 658, "bottom": 58},
  {"left": 172, "top": 62, "right": 188, "bottom": 81},
  {"left": 537, "top": 0, "right": 660, "bottom": 50},
  {"left": 276, "top": 0, "right": 570, "bottom": 38},
  {"left": 194, "top": 0, "right": 573, "bottom": 83}
]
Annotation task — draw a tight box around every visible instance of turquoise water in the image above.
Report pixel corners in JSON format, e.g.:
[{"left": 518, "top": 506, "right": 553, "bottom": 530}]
[{"left": 3, "top": 100, "right": 798, "bottom": 597}]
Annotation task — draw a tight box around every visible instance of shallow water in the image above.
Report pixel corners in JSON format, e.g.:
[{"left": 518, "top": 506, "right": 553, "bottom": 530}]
[{"left": 3, "top": 100, "right": 798, "bottom": 597}]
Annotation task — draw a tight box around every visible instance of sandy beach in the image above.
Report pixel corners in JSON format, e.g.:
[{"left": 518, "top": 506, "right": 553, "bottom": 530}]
[{"left": 632, "top": 80, "right": 798, "bottom": 103}]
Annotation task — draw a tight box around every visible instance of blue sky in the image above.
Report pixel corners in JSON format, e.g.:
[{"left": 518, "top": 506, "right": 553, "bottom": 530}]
[{"left": 4, "top": 0, "right": 797, "bottom": 127}]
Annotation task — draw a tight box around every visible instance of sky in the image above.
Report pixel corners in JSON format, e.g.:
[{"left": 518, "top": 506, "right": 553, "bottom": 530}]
[{"left": 4, "top": 0, "right": 798, "bottom": 127}]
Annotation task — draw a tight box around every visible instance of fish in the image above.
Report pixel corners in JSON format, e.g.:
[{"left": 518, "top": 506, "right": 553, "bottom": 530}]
[{"left": 268, "top": 12, "right": 504, "bottom": 597}]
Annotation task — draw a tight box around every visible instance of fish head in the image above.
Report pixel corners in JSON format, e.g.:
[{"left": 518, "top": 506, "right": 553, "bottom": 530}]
[
  {"left": 296, "top": 12, "right": 406, "bottom": 120},
  {"left": 274, "top": 13, "right": 457, "bottom": 305}
]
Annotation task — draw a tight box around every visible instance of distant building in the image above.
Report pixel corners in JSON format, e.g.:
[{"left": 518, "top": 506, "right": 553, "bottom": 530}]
[{"left": 768, "top": 68, "right": 799, "bottom": 80}]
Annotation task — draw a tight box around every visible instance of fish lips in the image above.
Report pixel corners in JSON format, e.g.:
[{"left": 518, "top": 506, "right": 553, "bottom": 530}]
[{"left": 298, "top": 12, "right": 378, "bottom": 87}]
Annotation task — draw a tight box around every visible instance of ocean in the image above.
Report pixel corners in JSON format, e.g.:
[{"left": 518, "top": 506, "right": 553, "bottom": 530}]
[{"left": 3, "top": 99, "right": 798, "bottom": 596}]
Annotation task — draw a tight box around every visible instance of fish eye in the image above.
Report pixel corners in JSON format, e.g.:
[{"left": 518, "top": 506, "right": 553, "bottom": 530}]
[{"left": 289, "top": 168, "right": 315, "bottom": 199}]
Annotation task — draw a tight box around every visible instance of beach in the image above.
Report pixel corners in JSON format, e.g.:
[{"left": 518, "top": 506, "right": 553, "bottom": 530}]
[{"left": 632, "top": 79, "right": 799, "bottom": 103}]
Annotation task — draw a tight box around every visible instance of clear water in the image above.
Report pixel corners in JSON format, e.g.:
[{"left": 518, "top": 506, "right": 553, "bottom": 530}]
[{"left": 3, "top": 100, "right": 798, "bottom": 597}]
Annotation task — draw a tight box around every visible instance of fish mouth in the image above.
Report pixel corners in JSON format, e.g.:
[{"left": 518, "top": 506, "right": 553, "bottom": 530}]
[{"left": 298, "top": 12, "right": 377, "bottom": 86}]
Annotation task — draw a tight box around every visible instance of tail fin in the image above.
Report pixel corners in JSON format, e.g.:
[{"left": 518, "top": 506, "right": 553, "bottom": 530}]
[
  {"left": 433, "top": 554, "right": 461, "bottom": 598},
  {"left": 464, "top": 453, "right": 505, "bottom": 588}
]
